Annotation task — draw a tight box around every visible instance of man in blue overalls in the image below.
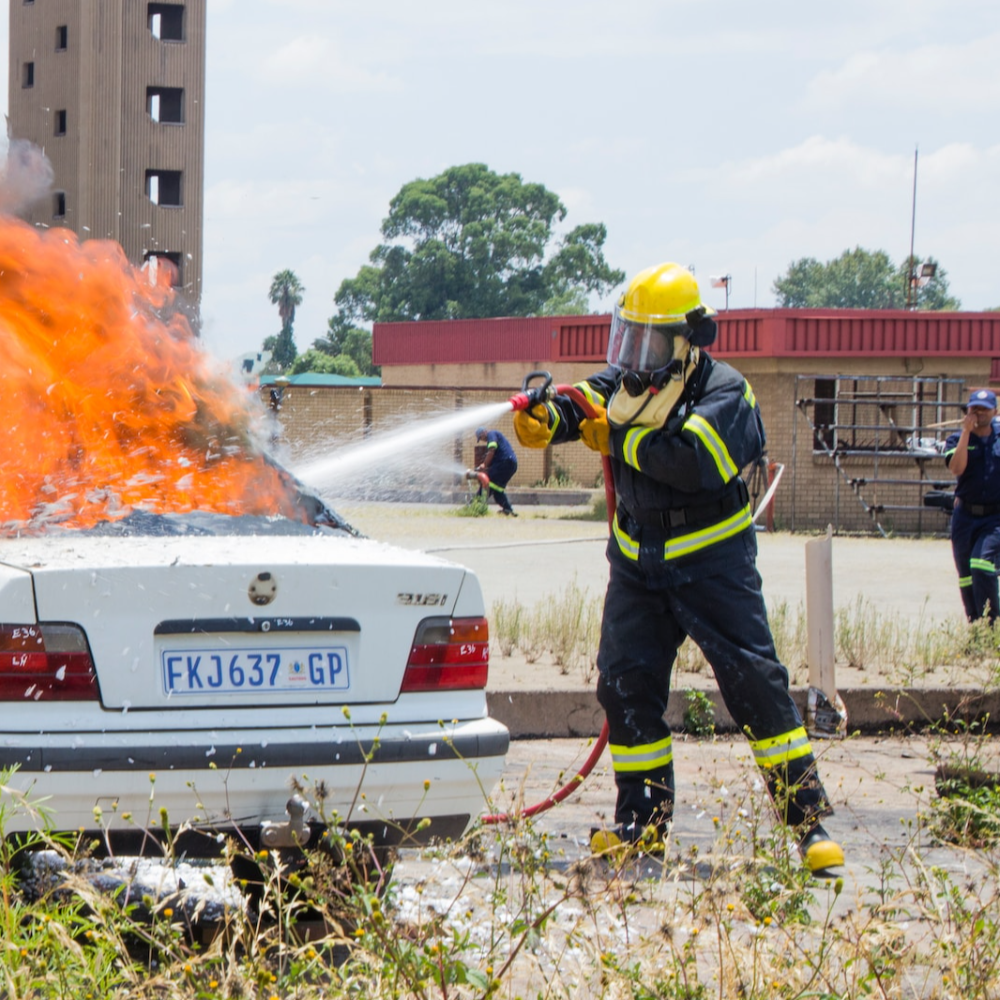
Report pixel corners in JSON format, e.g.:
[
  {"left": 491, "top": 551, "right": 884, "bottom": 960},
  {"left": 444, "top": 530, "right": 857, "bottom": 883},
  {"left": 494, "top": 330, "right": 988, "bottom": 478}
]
[
  {"left": 945, "top": 388, "right": 1000, "bottom": 623},
  {"left": 513, "top": 261, "right": 843, "bottom": 875},
  {"left": 475, "top": 427, "right": 519, "bottom": 516}
]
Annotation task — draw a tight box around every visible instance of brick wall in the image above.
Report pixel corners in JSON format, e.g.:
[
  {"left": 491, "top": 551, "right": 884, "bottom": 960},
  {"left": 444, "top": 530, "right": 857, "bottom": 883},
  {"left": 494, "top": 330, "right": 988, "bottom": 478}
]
[{"left": 266, "top": 351, "right": 990, "bottom": 533}]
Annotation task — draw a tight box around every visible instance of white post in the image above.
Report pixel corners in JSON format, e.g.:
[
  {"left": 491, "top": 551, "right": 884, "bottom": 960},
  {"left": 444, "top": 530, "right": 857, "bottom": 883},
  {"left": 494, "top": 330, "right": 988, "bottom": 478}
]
[
  {"left": 805, "top": 525, "right": 835, "bottom": 698},
  {"left": 804, "top": 525, "right": 846, "bottom": 738}
]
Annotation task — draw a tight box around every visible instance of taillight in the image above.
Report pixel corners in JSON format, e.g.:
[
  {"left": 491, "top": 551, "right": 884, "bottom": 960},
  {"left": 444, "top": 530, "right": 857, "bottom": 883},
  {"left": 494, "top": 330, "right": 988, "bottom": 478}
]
[
  {"left": 400, "top": 616, "right": 489, "bottom": 692},
  {"left": 0, "top": 624, "right": 99, "bottom": 701}
]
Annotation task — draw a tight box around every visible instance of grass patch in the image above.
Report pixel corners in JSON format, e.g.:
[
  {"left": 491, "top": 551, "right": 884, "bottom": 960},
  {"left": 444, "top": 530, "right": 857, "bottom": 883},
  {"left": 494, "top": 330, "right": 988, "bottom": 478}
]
[
  {"left": 9, "top": 724, "right": 1000, "bottom": 998},
  {"left": 455, "top": 493, "right": 489, "bottom": 517},
  {"left": 562, "top": 493, "right": 608, "bottom": 522},
  {"left": 491, "top": 583, "right": 1000, "bottom": 693}
]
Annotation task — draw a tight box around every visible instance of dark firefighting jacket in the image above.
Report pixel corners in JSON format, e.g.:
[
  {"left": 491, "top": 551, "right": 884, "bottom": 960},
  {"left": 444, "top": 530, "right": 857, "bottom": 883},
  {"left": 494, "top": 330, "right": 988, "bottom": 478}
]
[{"left": 547, "top": 354, "right": 765, "bottom": 576}]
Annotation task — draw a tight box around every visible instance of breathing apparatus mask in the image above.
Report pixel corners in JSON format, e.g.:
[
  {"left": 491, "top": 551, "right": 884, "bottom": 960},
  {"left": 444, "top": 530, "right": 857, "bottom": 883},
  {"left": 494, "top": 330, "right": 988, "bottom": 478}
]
[{"left": 607, "top": 305, "right": 719, "bottom": 396}]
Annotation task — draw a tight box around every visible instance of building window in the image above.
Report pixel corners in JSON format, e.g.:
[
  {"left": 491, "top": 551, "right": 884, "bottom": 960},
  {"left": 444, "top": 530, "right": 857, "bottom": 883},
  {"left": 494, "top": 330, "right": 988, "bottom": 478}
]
[
  {"left": 55, "top": 25, "right": 68, "bottom": 50},
  {"left": 54, "top": 110, "right": 67, "bottom": 136},
  {"left": 53, "top": 192, "right": 66, "bottom": 218},
  {"left": 144, "top": 251, "right": 183, "bottom": 287},
  {"left": 148, "top": 4, "right": 185, "bottom": 41},
  {"left": 145, "top": 169, "right": 183, "bottom": 206},
  {"left": 146, "top": 87, "right": 184, "bottom": 124},
  {"left": 22, "top": 62, "right": 34, "bottom": 88},
  {"left": 813, "top": 378, "right": 837, "bottom": 452}
]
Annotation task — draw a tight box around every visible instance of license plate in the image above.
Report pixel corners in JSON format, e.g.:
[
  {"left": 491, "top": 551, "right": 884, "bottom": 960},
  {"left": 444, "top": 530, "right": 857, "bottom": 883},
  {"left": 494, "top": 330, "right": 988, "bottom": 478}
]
[{"left": 161, "top": 646, "right": 351, "bottom": 695}]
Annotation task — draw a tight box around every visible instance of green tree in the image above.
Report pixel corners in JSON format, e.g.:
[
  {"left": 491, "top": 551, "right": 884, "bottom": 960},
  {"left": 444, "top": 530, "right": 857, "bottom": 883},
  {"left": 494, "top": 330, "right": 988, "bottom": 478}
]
[
  {"left": 289, "top": 349, "right": 361, "bottom": 378},
  {"left": 331, "top": 163, "right": 624, "bottom": 326},
  {"left": 313, "top": 317, "right": 378, "bottom": 376},
  {"left": 266, "top": 269, "right": 305, "bottom": 370},
  {"left": 772, "top": 247, "right": 959, "bottom": 310}
]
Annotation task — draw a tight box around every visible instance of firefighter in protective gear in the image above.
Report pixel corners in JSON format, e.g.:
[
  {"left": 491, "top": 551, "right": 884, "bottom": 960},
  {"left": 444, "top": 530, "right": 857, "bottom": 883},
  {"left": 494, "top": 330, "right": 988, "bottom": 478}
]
[
  {"left": 514, "top": 262, "right": 844, "bottom": 873},
  {"left": 944, "top": 388, "right": 1000, "bottom": 622}
]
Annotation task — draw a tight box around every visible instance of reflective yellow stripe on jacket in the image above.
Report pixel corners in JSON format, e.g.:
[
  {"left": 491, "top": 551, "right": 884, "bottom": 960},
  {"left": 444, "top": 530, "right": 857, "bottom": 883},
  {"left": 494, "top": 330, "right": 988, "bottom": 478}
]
[
  {"left": 749, "top": 727, "right": 814, "bottom": 769},
  {"left": 608, "top": 735, "right": 673, "bottom": 773},
  {"left": 622, "top": 426, "right": 655, "bottom": 469},
  {"left": 683, "top": 413, "right": 738, "bottom": 483},
  {"left": 612, "top": 503, "right": 753, "bottom": 562},
  {"left": 574, "top": 381, "right": 608, "bottom": 408}
]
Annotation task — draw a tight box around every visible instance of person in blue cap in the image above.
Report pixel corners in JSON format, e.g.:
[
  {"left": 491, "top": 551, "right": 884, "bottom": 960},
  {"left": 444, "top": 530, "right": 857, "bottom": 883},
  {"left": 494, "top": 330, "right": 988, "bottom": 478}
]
[
  {"left": 475, "top": 427, "right": 518, "bottom": 516},
  {"left": 945, "top": 387, "right": 1000, "bottom": 622}
]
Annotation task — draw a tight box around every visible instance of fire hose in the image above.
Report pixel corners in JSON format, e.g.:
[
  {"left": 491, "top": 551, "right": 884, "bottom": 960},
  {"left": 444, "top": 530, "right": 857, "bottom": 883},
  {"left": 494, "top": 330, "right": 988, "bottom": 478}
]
[{"left": 482, "top": 371, "right": 613, "bottom": 824}]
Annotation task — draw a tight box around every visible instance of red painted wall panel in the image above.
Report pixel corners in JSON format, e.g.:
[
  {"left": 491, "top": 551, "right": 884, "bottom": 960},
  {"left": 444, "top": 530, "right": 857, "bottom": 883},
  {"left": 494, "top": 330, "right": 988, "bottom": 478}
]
[{"left": 374, "top": 310, "right": 1000, "bottom": 365}]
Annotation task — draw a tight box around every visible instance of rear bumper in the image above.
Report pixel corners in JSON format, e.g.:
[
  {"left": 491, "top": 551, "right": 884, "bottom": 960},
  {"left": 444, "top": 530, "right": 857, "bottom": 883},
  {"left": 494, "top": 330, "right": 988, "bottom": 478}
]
[
  {"left": 0, "top": 724, "right": 509, "bottom": 772},
  {"left": 0, "top": 718, "right": 509, "bottom": 849}
]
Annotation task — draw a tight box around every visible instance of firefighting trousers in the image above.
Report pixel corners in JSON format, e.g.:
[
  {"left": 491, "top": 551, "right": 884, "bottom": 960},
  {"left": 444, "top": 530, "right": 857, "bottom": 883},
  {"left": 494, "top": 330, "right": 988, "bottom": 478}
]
[
  {"left": 950, "top": 507, "right": 1000, "bottom": 624},
  {"left": 596, "top": 534, "right": 831, "bottom": 831},
  {"left": 484, "top": 457, "right": 517, "bottom": 512}
]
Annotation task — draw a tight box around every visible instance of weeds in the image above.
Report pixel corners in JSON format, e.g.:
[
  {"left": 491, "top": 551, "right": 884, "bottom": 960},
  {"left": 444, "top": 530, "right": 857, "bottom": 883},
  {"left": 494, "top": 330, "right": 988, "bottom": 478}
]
[
  {"left": 682, "top": 689, "right": 715, "bottom": 736},
  {"left": 562, "top": 493, "right": 608, "bottom": 523},
  {"left": 492, "top": 578, "right": 602, "bottom": 679},
  {"left": 492, "top": 584, "right": 1000, "bottom": 693},
  {"left": 7, "top": 726, "right": 1000, "bottom": 999},
  {"left": 455, "top": 493, "right": 489, "bottom": 517},
  {"left": 532, "top": 463, "right": 579, "bottom": 488}
]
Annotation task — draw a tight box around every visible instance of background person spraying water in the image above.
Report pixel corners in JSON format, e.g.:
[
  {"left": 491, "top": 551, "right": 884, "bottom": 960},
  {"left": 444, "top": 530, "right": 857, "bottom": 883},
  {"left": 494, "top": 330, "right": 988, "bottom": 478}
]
[{"left": 475, "top": 427, "right": 519, "bottom": 517}]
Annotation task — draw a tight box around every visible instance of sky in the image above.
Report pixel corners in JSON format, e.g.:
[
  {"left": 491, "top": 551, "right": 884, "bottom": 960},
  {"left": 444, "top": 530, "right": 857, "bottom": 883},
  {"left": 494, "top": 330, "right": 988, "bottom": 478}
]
[{"left": 2, "top": 0, "right": 999, "bottom": 364}]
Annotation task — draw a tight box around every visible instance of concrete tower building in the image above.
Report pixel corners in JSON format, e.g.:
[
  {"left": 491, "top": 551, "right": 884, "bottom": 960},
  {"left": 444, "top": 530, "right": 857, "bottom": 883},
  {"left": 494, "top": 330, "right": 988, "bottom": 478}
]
[{"left": 7, "top": 1, "right": 206, "bottom": 306}]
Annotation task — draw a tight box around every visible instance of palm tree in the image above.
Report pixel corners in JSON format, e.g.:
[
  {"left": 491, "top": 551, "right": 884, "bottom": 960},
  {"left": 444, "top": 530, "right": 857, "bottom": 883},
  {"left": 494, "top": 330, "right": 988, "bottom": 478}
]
[
  {"left": 267, "top": 270, "right": 305, "bottom": 370},
  {"left": 268, "top": 269, "right": 305, "bottom": 327}
]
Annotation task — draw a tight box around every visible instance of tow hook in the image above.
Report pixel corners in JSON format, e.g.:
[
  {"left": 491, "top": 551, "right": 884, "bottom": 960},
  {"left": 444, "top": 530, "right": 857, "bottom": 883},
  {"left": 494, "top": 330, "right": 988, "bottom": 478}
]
[{"left": 260, "top": 795, "right": 311, "bottom": 848}]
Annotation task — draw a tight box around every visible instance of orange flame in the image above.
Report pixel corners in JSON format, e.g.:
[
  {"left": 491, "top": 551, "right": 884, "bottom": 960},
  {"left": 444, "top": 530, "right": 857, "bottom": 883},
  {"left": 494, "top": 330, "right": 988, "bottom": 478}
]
[{"left": 0, "top": 216, "right": 304, "bottom": 534}]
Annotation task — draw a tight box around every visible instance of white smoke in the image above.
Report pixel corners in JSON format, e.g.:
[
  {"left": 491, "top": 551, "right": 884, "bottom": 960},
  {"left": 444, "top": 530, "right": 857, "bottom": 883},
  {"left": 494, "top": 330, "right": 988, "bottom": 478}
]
[{"left": 0, "top": 137, "right": 54, "bottom": 215}]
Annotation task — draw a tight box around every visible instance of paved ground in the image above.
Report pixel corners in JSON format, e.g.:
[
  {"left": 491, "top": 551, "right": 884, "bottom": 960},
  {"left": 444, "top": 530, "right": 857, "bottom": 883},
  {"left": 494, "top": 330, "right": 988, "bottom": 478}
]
[
  {"left": 330, "top": 500, "right": 1000, "bottom": 740},
  {"left": 335, "top": 500, "right": 961, "bottom": 630},
  {"left": 481, "top": 732, "right": 961, "bottom": 876}
]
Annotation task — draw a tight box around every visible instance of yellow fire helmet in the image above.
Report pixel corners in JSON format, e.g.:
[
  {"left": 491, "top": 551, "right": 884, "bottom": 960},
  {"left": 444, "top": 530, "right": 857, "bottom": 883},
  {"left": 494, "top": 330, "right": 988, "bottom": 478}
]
[{"left": 606, "top": 262, "right": 717, "bottom": 373}]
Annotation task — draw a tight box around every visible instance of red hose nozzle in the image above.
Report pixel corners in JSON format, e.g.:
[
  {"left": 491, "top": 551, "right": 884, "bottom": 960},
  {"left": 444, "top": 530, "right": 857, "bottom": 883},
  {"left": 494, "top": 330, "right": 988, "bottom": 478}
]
[{"left": 509, "top": 370, "right": 553, "bottom": 412}]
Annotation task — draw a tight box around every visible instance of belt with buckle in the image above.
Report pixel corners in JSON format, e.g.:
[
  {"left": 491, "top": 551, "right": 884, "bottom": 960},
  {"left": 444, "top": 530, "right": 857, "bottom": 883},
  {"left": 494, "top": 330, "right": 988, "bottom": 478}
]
[
  {"left": 624, "top": 482, "right": 748, "bottom": 530},
  {"left": 965, "top": 502, "right": 1000, "bottom": 517}
]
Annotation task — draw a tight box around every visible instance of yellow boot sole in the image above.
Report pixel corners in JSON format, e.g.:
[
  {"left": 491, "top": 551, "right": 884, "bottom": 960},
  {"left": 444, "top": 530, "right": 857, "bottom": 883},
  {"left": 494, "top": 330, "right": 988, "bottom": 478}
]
[{"left": 804, "top": 837, "right": 845, "bottom": 875}]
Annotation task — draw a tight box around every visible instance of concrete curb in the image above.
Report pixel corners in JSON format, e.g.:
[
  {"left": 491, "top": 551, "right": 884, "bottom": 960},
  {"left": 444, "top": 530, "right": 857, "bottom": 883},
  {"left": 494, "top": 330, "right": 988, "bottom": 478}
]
[{"left": 488, "top": 686, "right": 1000, "bottom": 739}]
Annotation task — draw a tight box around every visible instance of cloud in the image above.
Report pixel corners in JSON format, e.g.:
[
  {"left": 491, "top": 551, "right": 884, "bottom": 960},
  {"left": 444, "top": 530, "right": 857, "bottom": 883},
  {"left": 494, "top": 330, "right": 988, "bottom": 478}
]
[
  {"left": 693, "top": 136, "right": 907, "bottom": 207},
  {"left": 640, "top": 134, "right": 1000, "bottom": 312},
  {"left": 261, "top": 35, "right": 400, "bottom": 92},
  {"left": 803, "top": 34, "right": 1000, "bottom": 113}
]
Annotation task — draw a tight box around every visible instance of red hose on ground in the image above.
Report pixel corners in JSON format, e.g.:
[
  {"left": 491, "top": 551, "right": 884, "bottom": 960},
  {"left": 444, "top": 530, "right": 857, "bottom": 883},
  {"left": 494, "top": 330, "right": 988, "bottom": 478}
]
[{"left": 482, "top": 383, "right": 612, "bottom": 825}]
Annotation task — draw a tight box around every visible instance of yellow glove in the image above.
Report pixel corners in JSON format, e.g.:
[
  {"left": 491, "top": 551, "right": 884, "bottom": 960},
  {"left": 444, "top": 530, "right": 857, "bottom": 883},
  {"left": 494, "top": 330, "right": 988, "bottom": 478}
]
[
  {"left": 579, "top": 405, "right": 610, "bottom": 455},
  {"left": 513, "top": 403, "right": 554, "bottom": 448}
]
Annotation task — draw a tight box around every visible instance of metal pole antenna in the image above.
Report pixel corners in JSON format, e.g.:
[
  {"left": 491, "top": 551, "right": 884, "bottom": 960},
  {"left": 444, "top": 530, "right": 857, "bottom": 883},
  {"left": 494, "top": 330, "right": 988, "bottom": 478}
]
[{"left": 906, "top": 146, "right": 918, "bottom": 309}]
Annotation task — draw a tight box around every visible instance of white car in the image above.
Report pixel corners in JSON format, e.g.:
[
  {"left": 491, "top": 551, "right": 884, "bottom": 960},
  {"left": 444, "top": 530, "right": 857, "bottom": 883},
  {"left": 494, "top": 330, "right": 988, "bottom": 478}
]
[{"left": 0, "top": 499, "right": 509, "bottom": 860}]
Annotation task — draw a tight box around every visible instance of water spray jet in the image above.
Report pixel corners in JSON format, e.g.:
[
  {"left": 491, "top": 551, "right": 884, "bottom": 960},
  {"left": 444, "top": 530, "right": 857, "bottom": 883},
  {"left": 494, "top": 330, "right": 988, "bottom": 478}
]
[{"left": 483, "top": 370, "right": 614, "bottom": 825}]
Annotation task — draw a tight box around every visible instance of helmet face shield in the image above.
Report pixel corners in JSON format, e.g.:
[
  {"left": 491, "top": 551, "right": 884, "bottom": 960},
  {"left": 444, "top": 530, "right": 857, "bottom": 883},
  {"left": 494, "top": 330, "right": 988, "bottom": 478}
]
[{"left": 607, "top": 309, "right": 689, "bottom": 373}]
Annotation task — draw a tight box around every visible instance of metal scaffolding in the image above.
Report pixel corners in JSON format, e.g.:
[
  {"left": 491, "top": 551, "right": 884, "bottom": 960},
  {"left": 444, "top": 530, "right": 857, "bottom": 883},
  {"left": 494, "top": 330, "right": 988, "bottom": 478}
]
[{"left": 792, "top": 374, "right": 966, "bottom": 536}]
